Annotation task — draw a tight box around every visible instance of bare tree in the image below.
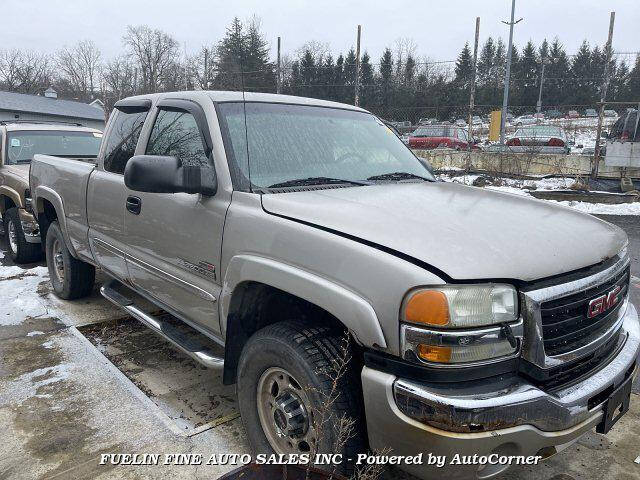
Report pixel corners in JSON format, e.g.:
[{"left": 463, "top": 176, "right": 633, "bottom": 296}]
[
  {"left": 101, "top": 55, "right": 138, "bottom": 115},
  {"left": 56, "top": 40, "right": 102, "bottom": 101},
  {"left": 123, "top": 25, "right": 180, "bottom": 93},
  {"left": 0, "top": 49, "right": 52, "bottom": 94}
]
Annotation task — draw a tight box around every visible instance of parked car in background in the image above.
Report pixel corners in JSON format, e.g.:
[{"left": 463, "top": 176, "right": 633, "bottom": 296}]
[
  {"left": 505, "top": 124, "right": 570, "bottom": 154},
  {"left": 585, "top": 108, "right": 598, "bottom": 118},
  {"left": 418, "top": 117, "right": 438, "bottom": 125},
  {"left": 471, "top": 115, "right": 483, "bottom": 126},
  {"left": 566, "top": 110, "right": 580, "bottom": 119},
  {"left": 513, "top": 114, "right": 538, "bottom": 126},
  {"left": 544, "top": 109, "right": 563, "bottom": 119},
  {"left": 608, "top": 109, "right": 638, "bottom": 142},
  {"left": 0, "top": 121, "right": 102, "bottom": 263},
  {"left": 409, "top": 125, "right": 477, "bottom": 150},
  {"left": 533, "top": 112, "right": 545, "bottom": 120},
  {"left": 454, "top": 118, "right": 467, "bottom": 127}
]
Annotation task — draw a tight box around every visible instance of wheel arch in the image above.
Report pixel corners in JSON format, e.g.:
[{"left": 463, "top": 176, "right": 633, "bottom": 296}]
[
  {"left": 220, "top": 254, "right": 387, "bottom": 385},
  {"left": 33, "top": 186, "right": 77, "bottom": 256},
  {"left": 0, "top": 186, "right": 21, "bottom": 215}
]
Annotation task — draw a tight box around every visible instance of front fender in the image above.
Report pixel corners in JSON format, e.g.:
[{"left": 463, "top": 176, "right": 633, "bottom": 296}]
[
  {"left": 0, "top": 185, "right": 23, "bottom": 213},
  {"left": 221, "top": 254, "right": 387, "bottom": 349}
]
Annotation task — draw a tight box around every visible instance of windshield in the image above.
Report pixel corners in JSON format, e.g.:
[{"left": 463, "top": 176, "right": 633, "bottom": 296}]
[
  {"left": 412, "top": 126, "right": 450, "bottom": 137},
  {"left": 514, "top": 126, "right": 565, "bottom": 138},
  {"left": 6, "top": 130, "right": 102, "bottom": 164},
  {"left": 217, "top": 102, "right": 434, "bottom": 190}
]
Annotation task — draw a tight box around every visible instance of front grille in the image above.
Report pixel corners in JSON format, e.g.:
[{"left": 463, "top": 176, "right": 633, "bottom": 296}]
[{"left": 540, "top": 266, "right": 629, "bottom": 356}]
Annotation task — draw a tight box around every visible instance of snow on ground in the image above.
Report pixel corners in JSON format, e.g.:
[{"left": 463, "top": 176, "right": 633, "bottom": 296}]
[
  {"left": 0, "top": 265, "right": 50, "bottom": 325},
  {"left": 438, "top": 173, "right": 640, "bottom": 215}
]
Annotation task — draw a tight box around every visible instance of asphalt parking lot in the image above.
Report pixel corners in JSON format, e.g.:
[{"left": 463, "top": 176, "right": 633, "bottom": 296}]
[{"left": 0, "top": 215, "right": 639, "bottom": 480}]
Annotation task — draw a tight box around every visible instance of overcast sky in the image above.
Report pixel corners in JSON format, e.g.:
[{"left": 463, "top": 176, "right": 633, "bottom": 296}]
[{"left": 5, "top": 0, "right": 640, "bottom": 63}]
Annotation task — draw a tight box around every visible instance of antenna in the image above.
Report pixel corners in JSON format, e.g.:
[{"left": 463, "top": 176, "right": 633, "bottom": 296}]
[{"left": 238, "top": 29, "right": 252, "bottom": 193}]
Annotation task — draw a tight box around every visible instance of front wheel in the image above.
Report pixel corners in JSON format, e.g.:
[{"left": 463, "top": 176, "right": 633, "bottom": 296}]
[
  {"left": 45, "top": 221, "right": 95, "bottom": 299},
  {"left": 237, "top": 321, "right": 365, "bottom": 476},
  {"left": 3, "top": 208, "right": 42, "bottom": 264}
]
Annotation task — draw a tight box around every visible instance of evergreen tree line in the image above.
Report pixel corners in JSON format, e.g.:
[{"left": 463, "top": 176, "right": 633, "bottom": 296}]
[{"left": 1, "top": 16, "right": 638, "bottom": 121}]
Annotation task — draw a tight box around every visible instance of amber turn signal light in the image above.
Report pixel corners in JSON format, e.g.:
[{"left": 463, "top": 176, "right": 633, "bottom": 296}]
[
  {"left": 404, "top": 290, "right": 450, "bottom": 326},
  {"left": 417, "top": 344, "right": 452, "bottom": 363}
]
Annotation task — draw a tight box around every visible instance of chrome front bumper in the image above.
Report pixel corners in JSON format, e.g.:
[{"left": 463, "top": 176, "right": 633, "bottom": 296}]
[{"left": 362, "top": 303, "right": 639, "bottom": 480}]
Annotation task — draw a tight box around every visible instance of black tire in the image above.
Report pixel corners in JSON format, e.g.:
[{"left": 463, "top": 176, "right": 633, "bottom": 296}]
[
  {"left": 237, "top": 321, "right": 366, "bottom": 476},
  {"left": 3, "top": 207, "right": 42, "bottom": 264},
  {"left": 45, "top": 221, "right": 95, "bottom": 300}
]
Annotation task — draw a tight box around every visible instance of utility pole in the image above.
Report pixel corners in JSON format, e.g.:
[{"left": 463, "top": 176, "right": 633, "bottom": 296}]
[
  {"left": 276, "top": 36, "right": 282, "bottom": 94},
  {"left": 467, "top": 17, "right": 480, "bottom": 151},
  {"left": 499, "top": 0, "right": 522, "bottom": 145},
  {"left": 593, "top": 11, "right": 615, "bottom": 179},
  {"left": 354, "top": 25, "right": 362, "bottom": 107},
  {"left": 536, "top": 58, "right": 548, "bottom": 113}
]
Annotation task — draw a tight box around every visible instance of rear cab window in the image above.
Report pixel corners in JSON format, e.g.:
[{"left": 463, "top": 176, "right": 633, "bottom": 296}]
[{"left": 5, "top": 130, "right": 102, "bottom": 165}]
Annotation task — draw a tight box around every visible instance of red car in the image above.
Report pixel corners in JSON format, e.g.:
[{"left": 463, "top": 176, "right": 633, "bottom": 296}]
[{"left": 408, "top": 125, "right": 479, "bottom": 150}]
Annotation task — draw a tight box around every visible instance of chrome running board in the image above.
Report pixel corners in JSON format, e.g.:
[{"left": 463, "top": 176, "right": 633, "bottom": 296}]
[{"left": 100, "top": 280, "right": 224, "bottom": 369}]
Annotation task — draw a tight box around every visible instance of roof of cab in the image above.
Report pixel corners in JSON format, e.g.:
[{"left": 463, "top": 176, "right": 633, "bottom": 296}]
[{"left": 118, "top": 90, "right": 369, "bottom": 113}]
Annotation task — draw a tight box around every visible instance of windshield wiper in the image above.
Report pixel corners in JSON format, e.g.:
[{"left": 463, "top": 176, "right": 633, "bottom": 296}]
[
  {"left": 367, "top": 172, "right": 431, "bottom": 182},
  {"left": 268, "top": 177, "right": 367, "bottom": 188}
]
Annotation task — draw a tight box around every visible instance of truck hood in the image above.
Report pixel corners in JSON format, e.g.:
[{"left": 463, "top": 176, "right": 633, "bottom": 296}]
[
  {"left": 2, "top": 164, "right": 30, "bottom": 181},
  {"left": 261, "top": 182, "right": 627, "bottom": 282}
]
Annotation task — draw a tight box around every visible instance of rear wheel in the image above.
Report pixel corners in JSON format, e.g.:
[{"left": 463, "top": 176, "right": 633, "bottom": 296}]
[
  {"left": 237, "top": 321, "right": 365, "bottom": 476},
  {"left": 45, "top": 221, "right": 95, "bottom": 299},
  {"left": 3, "top": 208, "right": 42, "bottom": 264}
]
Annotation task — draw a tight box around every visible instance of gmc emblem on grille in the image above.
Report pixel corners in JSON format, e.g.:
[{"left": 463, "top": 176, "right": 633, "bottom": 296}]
[{"left": 587, "top": 285, "right": 622, "bottom": 318}]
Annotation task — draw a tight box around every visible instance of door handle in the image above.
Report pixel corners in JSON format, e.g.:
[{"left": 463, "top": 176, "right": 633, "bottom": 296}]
[{"left": 126, "top": 196, "right": 141, "bottom": 215}]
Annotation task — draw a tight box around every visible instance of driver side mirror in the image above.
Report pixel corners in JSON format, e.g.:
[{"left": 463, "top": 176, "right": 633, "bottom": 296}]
[{"left": 124, "top": 155, "right": 217, "bottom": 196}]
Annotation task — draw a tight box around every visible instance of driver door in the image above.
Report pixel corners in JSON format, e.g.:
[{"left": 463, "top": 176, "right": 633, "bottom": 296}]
[{"left": 123, "top": 101, "right": 229, "bottom": 336}]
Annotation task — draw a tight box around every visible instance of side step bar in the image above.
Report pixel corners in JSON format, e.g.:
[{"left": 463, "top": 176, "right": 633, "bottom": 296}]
[{"left": 100, "top": 280, "right": 224, "bottom": 369}]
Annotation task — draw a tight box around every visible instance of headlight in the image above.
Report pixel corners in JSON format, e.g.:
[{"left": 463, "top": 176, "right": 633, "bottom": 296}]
[
  {"left": 400, "top": 284, "right": 521, "bottom": 366},
  {"left": 402, "top": 284, "right": 517, "bottom": 328}
]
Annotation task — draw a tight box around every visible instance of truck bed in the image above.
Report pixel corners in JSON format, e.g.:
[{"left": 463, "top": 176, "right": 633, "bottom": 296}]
[{"left": 30, "top": 154, "right": 96, "bottom": 258}]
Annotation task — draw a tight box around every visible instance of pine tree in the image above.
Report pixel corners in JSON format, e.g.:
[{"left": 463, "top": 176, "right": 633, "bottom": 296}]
[
  {"left": 300, "top": 49, "right": 316, "bottom": 98},
  {"left": 377, "top": 48, "right": 394, "bottom": 115},
  {"left": 359, "top": 51, "right": 374, "bottom": 107},
  {"left": 516, "top": 41, "right": 539, "bottom": 107},
  {"left": 545, "top": 38, "right": 571, "bottom": 108},
  {"left": 454, "top": 43, "right": 473, "bottom": 88},
  {"left": 477, "top": 37, "right": 496, "bottom": 88},
  {"left": 570, "top": 40, "right": 593, "bottom": 105},
  {"left": 625, "top": 55, "right": 640, "bottom": 102},
  {"left": 214, "top": 17, "right": 272, "bottom": 92},
  {"left": 344, "top": 48, "right": 357, "bottom": 104}
]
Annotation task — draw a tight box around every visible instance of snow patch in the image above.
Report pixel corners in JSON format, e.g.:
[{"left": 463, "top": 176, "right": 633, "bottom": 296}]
[
  {"left": 438, "top": 174, "right": 639, "bottom": 215},
  {"left": 27, "top": 331, "right": 45, "bottom": 337},
  {"left": 0, "top": 266, "right": 50, "bottom": 325}
]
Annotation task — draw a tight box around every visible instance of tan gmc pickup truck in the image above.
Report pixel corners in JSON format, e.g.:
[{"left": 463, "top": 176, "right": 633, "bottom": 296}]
[
  {"left": 0, "top": 122, "right": 102, "bottom": 263},
  {"left": 29, "top": 92, "right": 639, "bottom": 479}
]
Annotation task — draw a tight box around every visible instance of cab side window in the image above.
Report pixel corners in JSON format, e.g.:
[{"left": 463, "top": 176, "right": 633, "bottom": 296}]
[
  {"left": 103, "top": 110, "right": 148, "bottom": 174},
  {"left": 146, "top": 109, "right": 209, "bottom": 167}
]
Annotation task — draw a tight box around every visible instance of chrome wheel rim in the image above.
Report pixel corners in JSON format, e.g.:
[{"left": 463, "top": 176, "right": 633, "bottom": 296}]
[
  {"left": 7, "top": 219, "right": 18, "bottom": 254},
  {"left": 51, "top": 238, "right": 65, "bottom": 282},
  {"left": 256, "top": 367, "right": 316, "bottom": 455}
]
